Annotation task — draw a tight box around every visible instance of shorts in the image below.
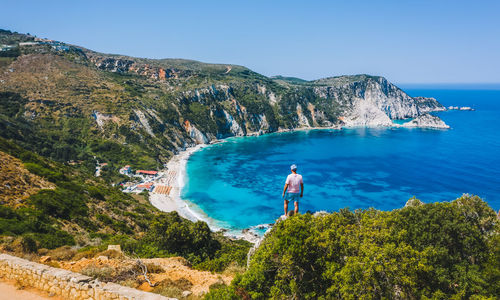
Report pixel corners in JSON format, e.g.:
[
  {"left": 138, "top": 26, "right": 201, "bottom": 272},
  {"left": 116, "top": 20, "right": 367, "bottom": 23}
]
[{"left": 285, "top": 192, "right": 300, "bottom": 203}]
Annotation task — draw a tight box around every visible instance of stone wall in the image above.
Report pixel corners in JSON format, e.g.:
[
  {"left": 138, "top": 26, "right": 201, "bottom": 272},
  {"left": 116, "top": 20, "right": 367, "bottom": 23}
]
[{"left": 0, "top": 254, "right": 174, "bottom": 300}]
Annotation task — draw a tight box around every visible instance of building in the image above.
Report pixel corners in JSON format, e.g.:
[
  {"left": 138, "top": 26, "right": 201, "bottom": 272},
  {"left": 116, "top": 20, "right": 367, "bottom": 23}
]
[
  {"left": 52, "top": 45, "right": 70, "bottom": 51},
  {"left": 119, "top": 165, "right": 132, "bottom": 175},
  {"left": 0, "top": 45, "right": 16, "bottom": 51},
  {"left": 136, "top": 182, "right": 154, "bottom": 192},
  {"left": 136, "top": 170, "right": 158, "bottom": 178},
  {"left": 19, "top": 42, "right": 40, "bottom": 46}
]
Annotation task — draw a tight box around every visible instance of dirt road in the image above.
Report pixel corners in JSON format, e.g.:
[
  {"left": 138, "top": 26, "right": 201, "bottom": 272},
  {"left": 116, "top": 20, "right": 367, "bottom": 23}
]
[{"left": 0, "top": 280, "right": 60, "bottom": 300}]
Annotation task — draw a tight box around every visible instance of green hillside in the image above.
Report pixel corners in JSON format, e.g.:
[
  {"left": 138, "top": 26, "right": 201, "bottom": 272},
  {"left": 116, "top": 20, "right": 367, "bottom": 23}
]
[
  {"left": 2, "top": 29, "right": 497, "bottom": 299},
  {"left": 0, "top": 137, "right": 250, "bottom": 272},
  {"left": 207, "top": 197, "right": 500, "bottom": 299}
]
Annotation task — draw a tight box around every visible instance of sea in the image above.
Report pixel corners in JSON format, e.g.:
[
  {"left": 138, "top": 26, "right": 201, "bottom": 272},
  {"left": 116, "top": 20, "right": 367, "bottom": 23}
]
[{"left": 181, "top": 87, "right": 500, "bottom": 232}]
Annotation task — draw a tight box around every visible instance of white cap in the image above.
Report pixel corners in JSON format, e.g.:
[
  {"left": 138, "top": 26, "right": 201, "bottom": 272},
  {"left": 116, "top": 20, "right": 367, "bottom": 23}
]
[{"left": 290, "top": 164, "right": 297, "bottom": 170}]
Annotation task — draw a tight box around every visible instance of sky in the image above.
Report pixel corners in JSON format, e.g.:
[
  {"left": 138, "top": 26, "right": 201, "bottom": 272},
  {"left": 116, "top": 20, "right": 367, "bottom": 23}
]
[{"left": 2, "top": 0, "right": 499, "bottom": 84}]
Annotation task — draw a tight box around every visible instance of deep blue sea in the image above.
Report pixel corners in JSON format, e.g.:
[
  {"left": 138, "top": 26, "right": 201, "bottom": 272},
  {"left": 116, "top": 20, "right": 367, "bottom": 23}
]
[{"left": 182, "top": 88, "right": 500, "bottom": 231}]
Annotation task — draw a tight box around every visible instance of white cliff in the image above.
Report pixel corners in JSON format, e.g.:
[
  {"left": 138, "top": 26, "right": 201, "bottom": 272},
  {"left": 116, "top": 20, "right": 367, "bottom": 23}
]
[
  {"left": 341, "top": 99, "right": 393, "bottom": 127},
  {"left": 134, "top": 109, "right": 155, "bottom": 137},
  {"left": 400, "top": 113, "right": 450, "bottom": 129},
  {"left": 296, "top": 103, "right": 311, "bottom": 127},
  {"left": 223, "top": 110, "right": 244, "bottom": 136}
]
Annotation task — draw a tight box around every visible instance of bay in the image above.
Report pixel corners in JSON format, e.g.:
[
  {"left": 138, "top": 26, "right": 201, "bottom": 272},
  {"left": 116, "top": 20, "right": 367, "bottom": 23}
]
[{"left": 182, "top": 88, "right": 500, "bottom": 231}]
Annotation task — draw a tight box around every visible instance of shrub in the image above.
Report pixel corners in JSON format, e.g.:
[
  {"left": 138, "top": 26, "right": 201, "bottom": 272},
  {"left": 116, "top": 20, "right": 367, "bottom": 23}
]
[
  {"left": 33, "top": 231, "right": 75, "bottom": 249},
  {"left": 28, "top": 188, "right": 88, "bottom": 220},
  {"left": 21, "top": 234, "right": 38, "bottom": 253},
  {"left": 152, "top": 278, "right": 194, "bottom": 299},
  {"left": 213, "top": 196, "right": 500, "bottom": 299}
]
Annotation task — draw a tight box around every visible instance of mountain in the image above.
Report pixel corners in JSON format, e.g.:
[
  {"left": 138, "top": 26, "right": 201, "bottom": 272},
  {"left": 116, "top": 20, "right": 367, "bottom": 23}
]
[
  {"left": 0, "top": 29, "right": 445, "bottom": 176},
  {"left": 1, "top": 29, "right": 498, "bottom": 300}
]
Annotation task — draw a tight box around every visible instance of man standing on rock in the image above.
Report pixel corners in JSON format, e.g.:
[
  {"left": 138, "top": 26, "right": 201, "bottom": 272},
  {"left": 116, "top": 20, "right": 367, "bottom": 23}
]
[{"left": 282, "top": 164, "right": 304, "bottom": 216}]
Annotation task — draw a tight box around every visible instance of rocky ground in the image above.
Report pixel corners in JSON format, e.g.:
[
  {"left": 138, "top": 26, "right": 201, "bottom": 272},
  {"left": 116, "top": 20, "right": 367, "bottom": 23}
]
[
  {"left": 2, "top": 247, "right": 236, "bottom": 299},
  {"left": 56, "top": 255, "right": 232, "bottom": 298},
  {"left": 0, "top": 151, "right": 55, "bottom": 206}
]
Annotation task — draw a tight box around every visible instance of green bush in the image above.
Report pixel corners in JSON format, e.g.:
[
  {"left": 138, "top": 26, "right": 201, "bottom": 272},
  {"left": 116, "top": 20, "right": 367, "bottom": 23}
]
[
  {"left": 96, "top": 214, "right": 113, "bottom": 225},
  {"left": 32, "top": 230, "right": 75, "bottom": 249},
  {"left": 28, "top": 188, "right": 88, "bottom": 220},
  {"left": 21, "top": 234, "right": 38, "bottom": 252},
  {"left": 24, "top": 163, "right": 66, "bottom": 183},
  {"left": 195, "top": 237, "right": 251, "bottom": 272},
  {"left": 141, "top": 212, "right": 219, "bottom": 261},
  {"left": 210, "top": 195, "right": 499, "bottom": 299}
]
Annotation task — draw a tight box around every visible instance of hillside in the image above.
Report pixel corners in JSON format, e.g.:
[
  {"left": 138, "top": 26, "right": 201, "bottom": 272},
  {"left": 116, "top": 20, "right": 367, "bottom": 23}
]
[
  {"left": 207, "top": 196, "right": 500, "bottom": 299},
  {"left": 0, "top": 151, "right": 55, "bottom": 206},
  {"left": 5, "top": 29, "right": 493, "bottom": 299},
  {"left": 0, "top": 29, "right": 445, "bottom": 178},
  {"left": 0, "top": 137, "right": 250, "bottom": 272}
]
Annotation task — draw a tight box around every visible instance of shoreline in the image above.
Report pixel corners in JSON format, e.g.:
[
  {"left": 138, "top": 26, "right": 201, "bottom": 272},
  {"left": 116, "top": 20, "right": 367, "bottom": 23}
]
[
  {"left": 148, "top": 118, "right": 450, "bottom": 243},
  {"left": 149, "top": 141, "right": 264, "bottom": 243},
  {"left": 149, "top": 143, "right": 208, "bottom": 223}
]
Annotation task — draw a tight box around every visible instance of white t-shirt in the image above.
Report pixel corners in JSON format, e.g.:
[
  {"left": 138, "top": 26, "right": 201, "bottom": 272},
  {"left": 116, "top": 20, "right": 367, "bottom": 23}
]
[{"left": 286, "top": 173, "right": 303, "bottom": 193}]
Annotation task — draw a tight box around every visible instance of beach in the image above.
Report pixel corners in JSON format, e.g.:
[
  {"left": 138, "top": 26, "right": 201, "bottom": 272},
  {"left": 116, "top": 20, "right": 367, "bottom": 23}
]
[
  {"left": 149, "top": 141, "right": 264, "bottom": 242},
  {"left": 149, "top": 144, "right": 208, "bottom": 223}
]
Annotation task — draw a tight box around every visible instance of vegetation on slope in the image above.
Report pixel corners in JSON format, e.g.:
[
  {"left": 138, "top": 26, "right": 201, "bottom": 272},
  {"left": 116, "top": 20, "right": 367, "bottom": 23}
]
[
  {"left": 0, "top": 137, "right": 250, "bottom": 272},
  {"left": 0, "top": 29, "right": 355, "bottom": 179},
  {"left": 3, "top": 29, "right": 493, "bottom": 299},
  {"left": 207, "top": 196, "right": 500, "bottom": 299}
]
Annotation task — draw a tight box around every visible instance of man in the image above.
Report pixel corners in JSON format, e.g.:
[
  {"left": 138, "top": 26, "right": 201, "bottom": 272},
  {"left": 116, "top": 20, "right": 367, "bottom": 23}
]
[{"left": 282, "top": 164, "right": 304, "bottom": 216}]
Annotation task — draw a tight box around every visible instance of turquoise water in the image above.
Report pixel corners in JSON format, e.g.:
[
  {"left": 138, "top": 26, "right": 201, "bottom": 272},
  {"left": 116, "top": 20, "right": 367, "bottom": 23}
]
[{"left": 182, "top": 89, "right": 500, "bottom": 230}]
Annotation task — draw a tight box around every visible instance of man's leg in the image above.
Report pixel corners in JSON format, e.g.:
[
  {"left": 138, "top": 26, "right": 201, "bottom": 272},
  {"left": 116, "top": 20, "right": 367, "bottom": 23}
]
[
  {"left": 284, "top": 200, "right": 289, "bottom": 216},
  {"left": 294, "top": 201, "right": 299, "bottom": 214}
]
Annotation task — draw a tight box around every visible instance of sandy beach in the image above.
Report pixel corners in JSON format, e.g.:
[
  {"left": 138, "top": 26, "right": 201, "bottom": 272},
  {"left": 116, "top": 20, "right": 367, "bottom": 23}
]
[
  {"left": 148, "top": 141, "right": 263, "bottom": 242},
  {"left": 147, "top": 127, "right": 342, "bottom": 242},
  {"left": 147, "top": 128, "right": 338, "bottom": 242},
  {"left": 149, "top": 144, "right": 208, "bottom": 223}
]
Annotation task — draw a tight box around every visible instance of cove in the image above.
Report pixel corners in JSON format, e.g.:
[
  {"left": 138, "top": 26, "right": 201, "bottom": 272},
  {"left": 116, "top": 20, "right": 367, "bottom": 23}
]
[{"left": 181, "top": 89, "right": 500, "bottom": 231}]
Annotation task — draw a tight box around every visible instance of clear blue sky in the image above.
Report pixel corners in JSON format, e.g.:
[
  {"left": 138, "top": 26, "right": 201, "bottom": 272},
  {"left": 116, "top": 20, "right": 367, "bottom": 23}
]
[{"left": 2, "top": 0, "right": 499, "bottom": 83}]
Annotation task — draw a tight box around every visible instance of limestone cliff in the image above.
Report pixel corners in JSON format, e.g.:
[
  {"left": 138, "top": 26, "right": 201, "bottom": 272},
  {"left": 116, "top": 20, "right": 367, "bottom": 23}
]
[
  {"left": 414, "top": 97, "right": 447, "bottom": 113},
  {"left": 400, "top": 113, "right": 450, "bottom": 129},
  {"left": 0, "top": 30, "right": 449, "bottom": 168}
]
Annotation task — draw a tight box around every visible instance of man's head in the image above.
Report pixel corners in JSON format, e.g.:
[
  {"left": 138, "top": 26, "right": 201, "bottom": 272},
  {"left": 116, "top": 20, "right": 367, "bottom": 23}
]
[{"left": 290, "top": 164, "right": 297, "bottom": 173}]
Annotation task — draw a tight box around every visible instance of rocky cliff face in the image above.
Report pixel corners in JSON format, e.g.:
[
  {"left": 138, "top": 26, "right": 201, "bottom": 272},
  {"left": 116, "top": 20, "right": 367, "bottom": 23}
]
[
  {"left": 311, "top": 76, "right": 439, "bottom": 127},
  {"left": 400, "top": 113, "right": 450, "bottom": 129},
  {"left": 414, "top": 97, "right": 446, "bottom": 113},
  {"left": 82, "top": 53, "right": 448, "bottom": 138},
  {"left": 87, "top": 53, "right": 180, "bottom": 80},
  {"left": 165, "top": 76, "right": 448, "bottom": 145},
  {"left": 0, "top": 30, "right": 449, "bottom": 167}
]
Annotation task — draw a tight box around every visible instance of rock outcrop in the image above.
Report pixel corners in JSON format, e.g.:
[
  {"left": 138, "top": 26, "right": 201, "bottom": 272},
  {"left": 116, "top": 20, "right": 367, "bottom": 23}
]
[
  {"left": 400, "top": 113, "right": 450, "bottom": 129},
  {"left": 312, "top": 76, "right": 443, "bottom": 127},
  {"left": 414, "top": 97, "right": 447, "bottom": 113}
]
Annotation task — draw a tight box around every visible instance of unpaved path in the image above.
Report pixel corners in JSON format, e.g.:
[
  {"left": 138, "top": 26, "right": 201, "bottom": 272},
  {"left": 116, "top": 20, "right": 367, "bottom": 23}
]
[{"left": 0, "top": 279, "right": 64, "bottom": 300}]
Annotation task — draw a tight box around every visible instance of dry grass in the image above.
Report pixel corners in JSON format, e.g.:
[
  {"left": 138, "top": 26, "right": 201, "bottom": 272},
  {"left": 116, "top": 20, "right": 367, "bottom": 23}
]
[
  {"left": 72, "top": 248, "right": 101, "bottom": 261},
  {"left": 152, "top": 277, "right": 199, "bottom": 299},
  {"left": 222, "top": 262, "right": 246, "bottom": 278},
  {"left": 80, "top": 265, "right": 114, "bottom": 281},
  {"left": 45, "top": 246, "right": 76, "bottom": 261},
  {"left": 0, "top": 151, "right": 55, "bottom": 206}
]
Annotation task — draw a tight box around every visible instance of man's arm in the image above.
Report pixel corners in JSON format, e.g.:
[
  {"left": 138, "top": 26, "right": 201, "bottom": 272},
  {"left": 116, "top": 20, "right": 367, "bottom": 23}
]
[
  {"left": 300, "top": 183, "right": 304, "bottom": 197},
  {"left": 282, "top": 183, "right": 288, "bottom": 198}
]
